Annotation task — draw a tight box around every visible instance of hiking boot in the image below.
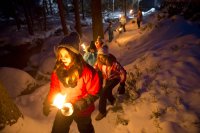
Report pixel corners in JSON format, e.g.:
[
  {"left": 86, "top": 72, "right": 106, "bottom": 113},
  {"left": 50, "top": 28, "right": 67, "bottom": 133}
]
[{"left": 95, "top": 112, "right": 106, "bottom": 121}]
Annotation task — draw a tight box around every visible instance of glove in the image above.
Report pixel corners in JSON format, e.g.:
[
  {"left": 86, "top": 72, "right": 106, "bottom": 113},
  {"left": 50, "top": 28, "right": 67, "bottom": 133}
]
[
  {"left": 118, "top": 82, "right": 125, "bottom": 95},
  {"left": 74, "top": 99, "right": 87, "bottom": 111},
  {"left": 43, "top": 98, "right": 51, "bottom": 116},
  {"left": 43, "top": 104, "right": 51, "bottom": 116}
]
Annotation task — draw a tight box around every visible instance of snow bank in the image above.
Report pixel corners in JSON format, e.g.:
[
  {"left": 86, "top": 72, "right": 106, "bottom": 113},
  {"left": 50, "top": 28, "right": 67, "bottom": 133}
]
[{"left": 0, "top": 67, "right": 36, "bottom": 98}]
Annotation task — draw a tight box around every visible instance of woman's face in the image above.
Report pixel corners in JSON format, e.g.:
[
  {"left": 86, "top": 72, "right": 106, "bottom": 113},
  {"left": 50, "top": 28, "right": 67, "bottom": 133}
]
[
  {"left": 95, "top": 41, "right": 102, "bottom": 49},
  {"left": 59, "top": 48, "right": 72, "bottom": 67}
]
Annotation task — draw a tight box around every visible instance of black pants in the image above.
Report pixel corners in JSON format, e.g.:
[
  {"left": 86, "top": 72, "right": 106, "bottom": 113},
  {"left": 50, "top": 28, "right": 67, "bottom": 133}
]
[
  {"left": 137, "top": 20, "right": 141, "bottom": 29},
  {"left": 108, "top": 33, "right": 113, "bottom": 42},
  {"left": 52, "top": 111, "right": 94, "bottom": 133},
  {"left": 98, "top": 78, "right": 120, "bottom": 114},
  {"left": 120, "top": 24, "right": 126, "bottom": 32}
]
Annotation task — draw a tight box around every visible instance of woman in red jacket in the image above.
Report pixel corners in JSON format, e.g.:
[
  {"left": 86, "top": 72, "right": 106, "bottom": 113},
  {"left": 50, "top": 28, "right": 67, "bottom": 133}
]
[{"left": 43, "top": 32, "right": 101, "bottom": 133}]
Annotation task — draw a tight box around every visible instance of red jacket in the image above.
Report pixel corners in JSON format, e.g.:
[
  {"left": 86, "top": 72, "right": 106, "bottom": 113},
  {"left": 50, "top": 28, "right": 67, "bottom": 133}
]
[{"left": 47, "top": 64, "right": 100, "bottom": 116}]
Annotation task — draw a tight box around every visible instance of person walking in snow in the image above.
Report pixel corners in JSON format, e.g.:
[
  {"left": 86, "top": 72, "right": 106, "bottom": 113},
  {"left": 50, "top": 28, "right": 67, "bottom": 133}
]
[
  {"left": 119, "top": 14, "right": 127, "bottom": 32},
  {"left": 94, "top": 45, "right": 127, "bottom": 121},
  {"left": 83, "top": 41, "right": 97, "bottom": 67},
  {"left": 43, "top": 32, "right": 101, "bottom": 133},
  {"left": 104, "top": 21, "right": 115, "bottom": 42},
  {"left": 137, "top": 7, "right": 143, "bottom": 29}
]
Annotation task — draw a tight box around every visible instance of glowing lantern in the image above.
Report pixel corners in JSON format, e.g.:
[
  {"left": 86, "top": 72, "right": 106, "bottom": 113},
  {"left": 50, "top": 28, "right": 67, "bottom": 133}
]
[{"left": 81, "top": 43, "right": 86, "bottom": 52}]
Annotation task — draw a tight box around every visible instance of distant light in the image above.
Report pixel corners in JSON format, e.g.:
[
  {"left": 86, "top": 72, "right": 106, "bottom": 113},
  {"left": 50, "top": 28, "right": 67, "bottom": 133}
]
[
  {"left": 118, "top": 27, "right": 123, "bottom": 32},
  {"left": 81, "top": 43, "right": 86, "bottom": 52},
  {"left": 143, "top": 8, "right": 156, "bottom": 16},
  {"left": 129, "top": 9, "right": 133, "bottom": 14}
]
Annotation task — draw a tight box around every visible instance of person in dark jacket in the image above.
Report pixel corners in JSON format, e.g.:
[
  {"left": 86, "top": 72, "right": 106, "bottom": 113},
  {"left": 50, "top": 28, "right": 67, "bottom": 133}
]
[
  {"left": 137, "top": 7, "right": 143, "bottom": 29},
  {"left": 43, "top": 32, "right": 101, "bottom": 133},
  {"left": 94, "top": 45, "right": 127, "bottom": 121},
  {"left": 104, "top": 21, "right": 115, "bottom": 42}
]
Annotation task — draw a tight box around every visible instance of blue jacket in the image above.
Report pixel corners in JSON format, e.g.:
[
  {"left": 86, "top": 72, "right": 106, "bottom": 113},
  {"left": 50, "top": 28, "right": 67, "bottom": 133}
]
[{"left": 83, "top": 52, "right": 97, "bottom": 67}]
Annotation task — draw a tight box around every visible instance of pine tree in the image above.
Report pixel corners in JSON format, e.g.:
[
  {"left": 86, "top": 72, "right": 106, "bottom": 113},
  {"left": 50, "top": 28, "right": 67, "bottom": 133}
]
[{"left": 0, "top": 82, "right": 23, "bottom": 130}]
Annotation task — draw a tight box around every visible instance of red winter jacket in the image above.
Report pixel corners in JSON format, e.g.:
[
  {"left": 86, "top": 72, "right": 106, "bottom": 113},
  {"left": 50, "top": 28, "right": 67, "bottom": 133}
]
[{"left": 47, "top": 64, "right": 100, "bottom": 116}]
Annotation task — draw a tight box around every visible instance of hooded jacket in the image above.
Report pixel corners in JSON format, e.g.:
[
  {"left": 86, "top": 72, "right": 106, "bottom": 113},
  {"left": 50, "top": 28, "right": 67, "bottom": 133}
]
[{"left": 47, "top": 63, "right": 100, "bottom": 116}]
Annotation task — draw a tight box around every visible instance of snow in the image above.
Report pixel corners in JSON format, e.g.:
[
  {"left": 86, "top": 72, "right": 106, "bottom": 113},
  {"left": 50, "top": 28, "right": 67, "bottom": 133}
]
[
  {"left": 0, "top": 67, "right": 36, "bottom": 99},
  {"left": 1, "top": 10, "right": 200, "bottom": 133}
]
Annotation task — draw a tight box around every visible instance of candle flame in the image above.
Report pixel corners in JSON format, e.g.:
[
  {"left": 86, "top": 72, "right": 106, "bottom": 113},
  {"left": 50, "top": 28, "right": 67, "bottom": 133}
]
[
  {"left": 52, "top": 93, "right": 66, "bottom": 109},
  {"left": 52, "top": 93, "right": 74, "bottom": 116},
  {"left": 81, "top": 43, "right": 86, "bottom": 51}
]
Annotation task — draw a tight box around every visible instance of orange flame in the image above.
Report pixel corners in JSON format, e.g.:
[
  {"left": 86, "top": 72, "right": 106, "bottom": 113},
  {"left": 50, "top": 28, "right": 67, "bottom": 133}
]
[
  {"left": 52, "top": 93, "right": 66, "bottom": 109},
  {"left": 52, "top": 93, "right": 74, "bottom": 116}
]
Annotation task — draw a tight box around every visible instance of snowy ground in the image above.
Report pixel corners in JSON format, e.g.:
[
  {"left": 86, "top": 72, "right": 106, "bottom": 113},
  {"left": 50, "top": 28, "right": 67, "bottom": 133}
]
[{"left": 0, "top": 10, "right": 200, "bottom": 133}]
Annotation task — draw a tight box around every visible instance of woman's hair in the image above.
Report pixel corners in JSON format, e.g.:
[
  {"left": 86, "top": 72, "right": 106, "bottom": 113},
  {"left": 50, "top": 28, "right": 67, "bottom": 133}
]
[
  {"left": 54, "top": 47, "right": 85, "bottom": 88},
  {"left": 88, "top": 41, "right": 97, "bottom": 52},
  {"left": 97, "top": 53, "right": 116, "bottom": 66}
]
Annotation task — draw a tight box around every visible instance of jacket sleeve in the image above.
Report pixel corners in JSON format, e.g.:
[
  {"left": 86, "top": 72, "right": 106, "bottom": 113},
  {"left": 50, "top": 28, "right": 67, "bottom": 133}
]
[
  {"left": 83, "top": 67, "right": 101, "bottom": 105},
  {"left": 116, "top": 62, "right": 127, "bottom": 83},
  {"left": 46, "top": 71, "right": 61, "bottom": 104}
]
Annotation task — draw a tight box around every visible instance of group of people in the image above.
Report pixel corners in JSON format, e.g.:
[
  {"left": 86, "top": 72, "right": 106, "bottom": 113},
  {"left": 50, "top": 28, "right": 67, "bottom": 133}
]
[
  {"left": 104, "top": 14, "right": 127, "bottom": 43},
  {"left": 43, "top": 32, "right": 127, "bottom": 133},
  {"left": 42, "top": 7, "right": 144, "bottom": 132},
  {"left": 104, "top": 7, "right": 143, "bottom": 43}
]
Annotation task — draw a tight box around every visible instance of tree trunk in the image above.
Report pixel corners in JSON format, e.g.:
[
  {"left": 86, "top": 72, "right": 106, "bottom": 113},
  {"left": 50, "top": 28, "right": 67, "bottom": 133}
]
[
  {"left": 9, "top": 0, "right": 21, "bottom": 30},
  {"left": 12, "top": 10, "right": 21, "bottom": 30},
  {"left": 124, "top": 0, "right": 127, "bottom": 17},
  {"left": 57, "top": 0, "right": 68, "bottom": 35},
  {"left": 27, "top": 0, "right": 34, "bottom": 31},
  {"left": 0, "top": 83, "right": 23, "bottom": 130},
  {"left": 91, "top": 0, "right": 104, "bottom": 41},
  {"left": 48, "top": 0, "right": 53, "bottom": 15},
  {"left": 22, "top": 0, "right": 34, "bottom": 35},
  {"left": 81, "top": 0, "right": 85, "bottom": 19},
  {"left": 73, "top": 0, "right": 82, "bottom": 36},
  {"left": 43, "top": 0, "right": 47, "bottom": 31},
  {"left": 43, "top": 0, "right": 49, "bottom": 15}
]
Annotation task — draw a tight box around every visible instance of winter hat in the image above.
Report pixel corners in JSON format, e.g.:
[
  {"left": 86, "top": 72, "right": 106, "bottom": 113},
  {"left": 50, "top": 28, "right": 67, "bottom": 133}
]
[
  {"left": 97, "top": 45, "right": 109, "bottom": 55},
  {"left": 58, "top": 32, "right": 81, "bottom": 54}
]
